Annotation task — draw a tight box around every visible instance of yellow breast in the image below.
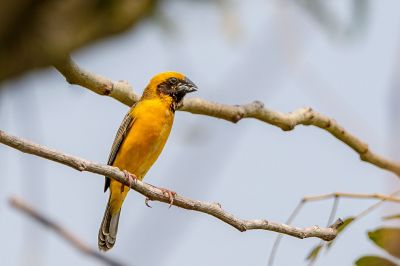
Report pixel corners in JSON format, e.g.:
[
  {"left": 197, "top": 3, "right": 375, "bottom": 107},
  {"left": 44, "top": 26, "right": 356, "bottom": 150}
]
[{"left": 112, "top": 98, "right": 174, "bottom": 179}]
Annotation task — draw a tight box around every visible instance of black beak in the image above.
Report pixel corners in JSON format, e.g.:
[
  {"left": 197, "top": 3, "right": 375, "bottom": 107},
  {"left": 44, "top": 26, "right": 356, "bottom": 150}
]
[{"left": 178, "top": 77, "right": 197, "bottom": 94}]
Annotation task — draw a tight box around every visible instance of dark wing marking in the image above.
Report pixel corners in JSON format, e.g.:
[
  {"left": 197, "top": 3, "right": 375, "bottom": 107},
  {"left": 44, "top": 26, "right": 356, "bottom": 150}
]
[{"left": 104, "top": 110, "right": 135, "bottom": 192}]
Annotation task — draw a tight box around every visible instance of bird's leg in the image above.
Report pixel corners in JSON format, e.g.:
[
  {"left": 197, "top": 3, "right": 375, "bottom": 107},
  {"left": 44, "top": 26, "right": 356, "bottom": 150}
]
[{"left": 122, "top": 170, "right": 137, "bottom": 192}]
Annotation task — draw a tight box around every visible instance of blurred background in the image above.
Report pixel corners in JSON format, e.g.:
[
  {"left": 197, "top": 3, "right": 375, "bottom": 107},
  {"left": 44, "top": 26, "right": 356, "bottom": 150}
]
[{"left": 1, "top": 0, "right": 399, "bottom": 265}]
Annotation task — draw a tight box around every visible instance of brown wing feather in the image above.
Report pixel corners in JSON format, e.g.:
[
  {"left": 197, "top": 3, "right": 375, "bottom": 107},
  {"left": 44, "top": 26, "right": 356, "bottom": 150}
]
[{"left": 104, "top": 109, "right": 135, "bottom": 192}]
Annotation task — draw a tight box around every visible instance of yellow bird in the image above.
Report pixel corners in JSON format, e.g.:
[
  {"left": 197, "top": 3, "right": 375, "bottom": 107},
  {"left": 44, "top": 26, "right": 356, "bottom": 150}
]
[{"left": 98, "top": 72, "right": 197, "bottom": 251}]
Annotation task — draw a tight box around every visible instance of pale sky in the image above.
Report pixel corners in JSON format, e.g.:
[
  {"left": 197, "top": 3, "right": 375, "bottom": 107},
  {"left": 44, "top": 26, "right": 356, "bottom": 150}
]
[{"left": 1, "top": 1, "right": 399, "bottom": 266}]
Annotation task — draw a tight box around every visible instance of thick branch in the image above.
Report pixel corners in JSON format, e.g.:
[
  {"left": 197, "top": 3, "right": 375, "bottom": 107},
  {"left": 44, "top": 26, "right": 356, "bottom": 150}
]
[
  {"left": 54, "top": 57, "right": 400, "bottom": 177},
  {"left": 0, "top": 129, "right": 340, "bottom": 241},
  {"left": 9, "top": 196, "right": 125, "bottom": 266},
  {"left": 54, "top": 57, "right": 139, "bottom": 106}
]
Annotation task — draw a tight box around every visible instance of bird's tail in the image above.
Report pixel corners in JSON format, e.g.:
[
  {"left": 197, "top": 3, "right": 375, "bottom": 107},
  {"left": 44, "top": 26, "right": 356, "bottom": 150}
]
[{"left": 98, "top": 196, "right": 121, "bottom": 252}]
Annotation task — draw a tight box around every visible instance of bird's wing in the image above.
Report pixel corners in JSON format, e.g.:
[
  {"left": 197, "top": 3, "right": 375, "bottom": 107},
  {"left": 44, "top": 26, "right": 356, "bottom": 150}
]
[{"left": 104, "top": 109, "right": 135, "bottom": 192}]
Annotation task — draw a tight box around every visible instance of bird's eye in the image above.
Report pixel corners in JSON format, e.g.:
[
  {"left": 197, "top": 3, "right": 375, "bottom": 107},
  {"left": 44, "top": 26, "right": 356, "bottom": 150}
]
[{"left": 169, "top": 77, "right": 178, "bottom": 84}]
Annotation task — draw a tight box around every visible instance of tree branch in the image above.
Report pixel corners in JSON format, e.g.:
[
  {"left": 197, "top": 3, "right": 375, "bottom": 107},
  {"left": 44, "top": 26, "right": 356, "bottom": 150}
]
[
  {"left": 268, "top": 190, "right": 400, "bottom": 266},
  {"left": 54, "top": 56, "right": 400, "bottom": 177},
  {"left": 303, "top": 192, "right": 400, "bottom": 203},
  {"left": 54, "top": 57, "right": 139, "bottom": 106},
  {"left": 0, "top": 129, "right": 340, "bottom": 241},
  {"left": 9, "top": 196, "right": 126, "bottom": 266}
]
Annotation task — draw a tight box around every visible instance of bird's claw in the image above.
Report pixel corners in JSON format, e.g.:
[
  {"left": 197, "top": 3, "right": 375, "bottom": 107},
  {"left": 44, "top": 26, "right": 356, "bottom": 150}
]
[
  {"left": 146, "top": 183, "right": 177, "bottom": 208},
  {"left": 145, "top": 197, "right": 152, "bottom": 208},
  {"left": 160, "top": 188, "right": 176, "bottom": 208},
  {"left": 122, "top": 170, "right": 137, "bottom": 192}
]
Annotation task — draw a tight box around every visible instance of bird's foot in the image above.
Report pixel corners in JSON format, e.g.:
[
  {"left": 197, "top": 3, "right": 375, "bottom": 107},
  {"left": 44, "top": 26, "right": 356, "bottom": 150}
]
[
  {"left": 122, "top": 170, "right": 137, "bottom": 192},
  {"left": 159, "top": 188, "right": 176, "bottom": 208},
  {"left": 146, "top": 184, "right": 177, "bottom": 208},
  {"left": 143, "top": 184, "right": 176, "bottom": 208}
]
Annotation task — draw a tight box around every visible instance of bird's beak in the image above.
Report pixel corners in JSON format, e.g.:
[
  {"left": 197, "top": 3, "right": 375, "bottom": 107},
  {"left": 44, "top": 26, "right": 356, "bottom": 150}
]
[{"left": 178, "top": 77, "right": 197, "bottom": 94}]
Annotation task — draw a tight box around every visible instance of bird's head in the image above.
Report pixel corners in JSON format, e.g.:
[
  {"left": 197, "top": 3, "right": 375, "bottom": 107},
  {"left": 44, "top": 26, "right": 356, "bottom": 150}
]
[{"left": 142, "top": 72, "right": 197, "bottom": 106}]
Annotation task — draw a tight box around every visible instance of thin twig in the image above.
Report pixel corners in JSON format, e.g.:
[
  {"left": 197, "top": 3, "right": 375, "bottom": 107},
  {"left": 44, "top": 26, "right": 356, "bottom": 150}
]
[
  {"left": 0, "top": 129, "right": 340, "bottom": 241},
  {"left": 267, "top": 202, "right": 305, "bottom": 266},
  {"left": 268, "top": 190, "right": 400, "bottom": 266},
  {"left": 303, "top": 192, "right": 400, "bottom": 203},
  {"left": 354, "top": 190, "right": 400, "bottom": 220},
  {"left": 307, "top": 197, "right": 340, "bottom": 266},
  {"left": 54, "top": 56, "right": 400, "bottom": 177},
  {"left": 326, "top": 197, "right": 340, "bottom": 227},
  {"left": 9, "top": 196, "right": 126, "bottom": 266}
]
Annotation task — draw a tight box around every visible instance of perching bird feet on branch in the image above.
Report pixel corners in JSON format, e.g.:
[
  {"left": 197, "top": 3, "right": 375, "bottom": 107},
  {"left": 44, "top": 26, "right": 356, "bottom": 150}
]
[
  {"left": 122, "top": 170, "right": 137, "bottom": 192},
  {"left": 145, "top": 183, "right": 177, "bottom": 208},
  {"left": 160, "top": 187, "right": 176, "bottom": 208}
]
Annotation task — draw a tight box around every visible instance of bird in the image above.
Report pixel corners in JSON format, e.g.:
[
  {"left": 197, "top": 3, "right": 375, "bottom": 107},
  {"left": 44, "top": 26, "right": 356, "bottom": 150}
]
[{"left": 98, "top": 72, "right": 197, "bottom": 251}]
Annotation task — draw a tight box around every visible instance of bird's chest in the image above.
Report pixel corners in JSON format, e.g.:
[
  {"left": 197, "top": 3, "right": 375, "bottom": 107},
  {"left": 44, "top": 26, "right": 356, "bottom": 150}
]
[
  {"left": 113, "top": 105, "right": 174, "bottom": 178},
  {"left": 134, "top": 114, "right": 172, "bottom": 151}
]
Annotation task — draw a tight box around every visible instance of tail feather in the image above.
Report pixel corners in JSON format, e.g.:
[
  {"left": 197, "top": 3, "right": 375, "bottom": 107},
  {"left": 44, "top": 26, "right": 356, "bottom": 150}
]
[{"left": 98, "top": 198, "right": 121, "bottom": 251}]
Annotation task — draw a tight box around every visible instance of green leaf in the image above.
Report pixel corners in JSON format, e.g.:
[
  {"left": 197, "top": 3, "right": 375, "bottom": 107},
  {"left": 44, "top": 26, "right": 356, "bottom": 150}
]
[
  {"left": 368, "top": 227, "right": 400, "bottom": 258},
  {"left": 336, "top": 216, "right": 355, "bottom": 233},
  {"left": 327, "top": 216, "right": 355, "bottom": 248},
  {"left": 382, "top": 214, "right": 400, "bottom": 221},
  {"left": 355, "top": 255, "right": 397, "bottom": 266},
  {"left": 306, "top": 244, "right": 323, "bottom": 262}
]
